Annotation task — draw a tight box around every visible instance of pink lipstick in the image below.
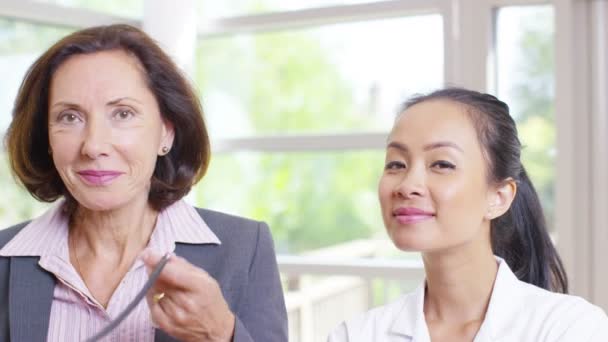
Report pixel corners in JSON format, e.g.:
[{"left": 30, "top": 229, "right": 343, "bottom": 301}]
[
  {"left": 77, "top": 170, "right": 123, "bottom": 186},
  {"left": 392, "top": 207, "right": 435, "bottom": 224}
]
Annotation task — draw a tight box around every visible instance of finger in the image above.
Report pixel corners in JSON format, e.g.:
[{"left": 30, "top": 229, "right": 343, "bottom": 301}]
[
  {"left": 140, "top": 250, "right": 198, "bottom": 291},
  {"left": 149, "top": 292, "right": 191, "bottom": 337},
  {"left": 148, "top": 294, "right": 179, "bottom": 335},
  {"left": 151, "top": 255, "right": 212, "bottom": 291},
  {"left": 140, "top": 248, "right": 170, "bottom": 273},
  {"left": 161, "top": 288, "right": 205, "bottom": 314}
]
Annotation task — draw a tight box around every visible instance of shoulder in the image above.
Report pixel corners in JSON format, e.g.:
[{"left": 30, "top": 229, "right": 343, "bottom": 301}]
[
  {"left": 519, "top": 281, "right": 604, "bottom": 317},
  {"left": 329, "top": 291, "right": 416, "bottom": 341},
  {"left": 189, "top": 207, "right": 277, "bottom": 268},
  {"left": 195, "top": 207, "right": 264, "bottom": 231},
  {"left": 194, "top": 207, "right": 270, "bottom": 245},
  {"left": 0, "top": 221, "right": 30, "bottom": 249},
  {"left": 516, "top": 281, "right": 608, "bottom": 340},
  {"left": 352, "top": 293, "right": 412, "bottom": 324}
]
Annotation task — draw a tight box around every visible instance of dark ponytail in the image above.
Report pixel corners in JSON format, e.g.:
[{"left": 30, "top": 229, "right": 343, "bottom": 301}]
[
  {"left": 492, "top": 169, "right": 568, "bottom": 292},
  {"left": 403, "top": 87, "right": 568, "bottom": 293}
]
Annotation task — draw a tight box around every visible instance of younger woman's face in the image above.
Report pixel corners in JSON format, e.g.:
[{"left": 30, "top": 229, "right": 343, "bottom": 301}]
[{"left": 378, "top": 100, "right": 497, "bottom": 252}]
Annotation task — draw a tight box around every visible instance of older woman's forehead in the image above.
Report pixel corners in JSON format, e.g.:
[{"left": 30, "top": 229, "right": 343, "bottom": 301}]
[
  {"left": 49, "top": 50, "right": 153, "bottom": 105},
  {"left": 52, "top": 50, "right": 147, "bottom": 83}
]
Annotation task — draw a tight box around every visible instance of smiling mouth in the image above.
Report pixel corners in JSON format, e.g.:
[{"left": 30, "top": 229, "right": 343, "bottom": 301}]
[
  {"left": 393, "top": 214, "right": 434, "bottom": 224},
  {"left": 392, "top": 207, "right": 435, "bottom": 225},
  {"left": 77, "top": 171, "right": 123, "bottom": 186}
]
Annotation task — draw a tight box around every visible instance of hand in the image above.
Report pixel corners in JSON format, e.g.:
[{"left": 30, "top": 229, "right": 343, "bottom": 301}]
[{"left": 141, "top": 249, "right": 236, "bottom": 342}]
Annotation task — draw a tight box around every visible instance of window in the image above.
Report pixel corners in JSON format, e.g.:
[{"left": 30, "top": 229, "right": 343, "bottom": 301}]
[
  {"left": 494, "top": 5, "right": 556, "bottom": 229},
  {"left": 197, "top": 15, "right": 443, "bottom": 137},
  {"left": 198, "top": 0, "right": 379, "bottom": 19},
  {"left": 2, "top": 1, "right": 601, "bottom": 340},
  {"left": 32, "top": 0, "right": 143, "bottom": 18},
  {"left": 195, "top": 14, "right": 444, "bottom": 254},
  {"left": 0, "top": 19, "right": 72, "bottom": 228},
  {"left": 197, "top": 151, "right": 384, "bottom": 254}
]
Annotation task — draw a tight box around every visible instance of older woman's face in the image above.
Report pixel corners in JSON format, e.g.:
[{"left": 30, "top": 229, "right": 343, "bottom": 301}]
[
  {"left": 378, "top": 100, "right": 494, "bottom": 253},
  {"left": 48, "top": 50, "right": 174, "bottom": 212}
]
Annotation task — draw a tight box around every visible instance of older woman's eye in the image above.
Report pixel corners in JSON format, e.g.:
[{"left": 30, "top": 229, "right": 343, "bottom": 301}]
[
  {"left": 385, "top": 161, "right": 406, "bottom": 170},
  {"left": 431, "top": 160, "right": 456, "bottom": 170},
  {"left": 114, "top": 109, "right": 135, "bottom": 120},
  {"left": 58, "top": 112, "right": 81, "bottom": 124}
]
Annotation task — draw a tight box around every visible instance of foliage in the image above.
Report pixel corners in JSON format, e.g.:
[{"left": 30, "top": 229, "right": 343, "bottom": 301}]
[
  {"left": 0, "top": 19, "right": 68, "bottom": 228},
  {"left": 506, "top": 8, "right": 556, "bottom": 228},
  {"left": 0, "top": 6, "right": 557, "bottom": 246},
  {"left": 194, "top": 31, "right": 384, "bottom": 253}
]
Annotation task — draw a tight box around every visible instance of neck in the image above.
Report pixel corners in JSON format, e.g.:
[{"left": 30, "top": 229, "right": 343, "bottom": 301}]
[
  {"left": 421, "top": 233, "right": 498, "bottom": 324},
  {"left": 70, "top": 196, "right": 158, "bottom": 263}
]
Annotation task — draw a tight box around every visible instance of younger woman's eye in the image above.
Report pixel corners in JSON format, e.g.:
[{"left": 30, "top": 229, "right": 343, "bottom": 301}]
[
  {"left": 385, "top": 161, "right": 406, "bottom": 170},
  {"left": 431, "top": 160, "right": 456, "bottom": 170}
]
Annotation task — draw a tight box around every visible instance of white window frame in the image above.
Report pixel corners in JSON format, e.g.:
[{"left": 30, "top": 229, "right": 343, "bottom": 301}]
[
  {"left": 196, "top": 0, "right": 608, "bottom": 310},
  {"left": 1, "top": 0, "right": 606, "bottom": 310}
]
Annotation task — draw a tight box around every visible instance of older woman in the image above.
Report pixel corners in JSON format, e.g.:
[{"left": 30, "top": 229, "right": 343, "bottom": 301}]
[{"left": 0, "top": 24, "right": 287, "bottom": 341}]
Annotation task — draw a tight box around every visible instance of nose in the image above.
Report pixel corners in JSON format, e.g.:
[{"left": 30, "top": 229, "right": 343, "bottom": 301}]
[
  {"left": 392, "top": 165, "right": 427, "bottom": 199},
  {"left": 81, "top": 117, "right": 111, "bottom": 159}
]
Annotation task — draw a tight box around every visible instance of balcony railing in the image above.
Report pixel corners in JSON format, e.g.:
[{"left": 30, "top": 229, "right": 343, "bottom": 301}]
[{"left": 278, "top": 239, "right": 425, "bottom": 342}]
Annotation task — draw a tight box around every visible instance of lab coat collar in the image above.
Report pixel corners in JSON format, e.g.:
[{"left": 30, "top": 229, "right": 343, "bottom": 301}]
[
  {"left": 387, "top": 256, "right": 524, "bottom": 341},
  {"left": 388, "top": 283, "right": 427, "bottom": 338},
  {"left": 482, "top": 256, "right": 524, "bottom": 339}
]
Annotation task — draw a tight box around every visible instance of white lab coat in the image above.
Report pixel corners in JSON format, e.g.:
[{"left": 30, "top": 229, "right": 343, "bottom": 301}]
[{"left": 327, "top": 257, "right": 608, "bottom": 342}]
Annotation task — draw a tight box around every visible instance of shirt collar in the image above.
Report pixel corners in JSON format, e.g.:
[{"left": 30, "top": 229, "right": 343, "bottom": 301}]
[
  {"left": 389, "top": 283, "right": 429, "bottom": 340},
  {"left": 0, "top": 201, "right": 68, "bottom": 257},
  {"left": 482, "top": 256, "right": 524, "bottom": 339},
  {"left": 386, "top": 256, "right": 523, "bottom": 341},
  {"left": 146, "top": 199, "right": 221, "bottom": 256},
  {"left": 0, "top": 199, "right": 221, "bottom": 258}
]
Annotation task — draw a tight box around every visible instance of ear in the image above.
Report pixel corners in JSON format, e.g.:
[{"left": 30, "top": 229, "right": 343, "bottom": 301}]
[
  {"left": 485, "top": 178, "right": 517, "bottom": 221},
  {"left": 159, "top": 118, "right": 175, "bottom": 155}
]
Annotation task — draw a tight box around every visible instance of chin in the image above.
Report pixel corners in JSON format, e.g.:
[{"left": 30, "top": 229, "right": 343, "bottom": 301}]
[
  {"left": 73, "top": 193, "right": 131, "bottom": 213},
  {"left": 386, "top": 225, "right": 438, "bottom": 252}
]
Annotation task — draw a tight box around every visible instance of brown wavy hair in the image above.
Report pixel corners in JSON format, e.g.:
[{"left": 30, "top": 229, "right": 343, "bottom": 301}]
[{"left": 5, "top": 24, "right": 210, "bottom": 213}]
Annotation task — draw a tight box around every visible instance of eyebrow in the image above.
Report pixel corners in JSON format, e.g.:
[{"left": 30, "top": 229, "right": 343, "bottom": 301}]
[
  {"left": 107, "top": 97, "right": 143, "bottom": 106},
  {"left": 387, "top": 141, "right": 464, "bottom": 153},
  {"left": 50, "top": 97, "right": 142, "bottom": 110}
]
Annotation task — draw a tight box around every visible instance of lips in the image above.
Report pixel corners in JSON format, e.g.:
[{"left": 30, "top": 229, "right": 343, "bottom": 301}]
[
  {"left": 392, "top": 207, "right": 435, "bottom": 224},
  {"left": 77, "top": 170, "right": 123, "bottom": 186}
]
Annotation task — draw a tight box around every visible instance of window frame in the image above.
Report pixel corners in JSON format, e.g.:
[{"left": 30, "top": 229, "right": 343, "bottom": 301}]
[{"left": 1, "top": 0, "right": 606, "bottom": 309}]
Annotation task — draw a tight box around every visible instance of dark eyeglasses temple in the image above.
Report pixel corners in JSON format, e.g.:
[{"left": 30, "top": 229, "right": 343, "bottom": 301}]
[{"left": 85, "top": 252, "right": 172, "bottom": 342}]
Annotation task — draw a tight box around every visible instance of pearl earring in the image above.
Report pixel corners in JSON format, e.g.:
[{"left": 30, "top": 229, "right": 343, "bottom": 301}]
[{"left": 161, "top": 146, "right": 169, "bottom": 154}]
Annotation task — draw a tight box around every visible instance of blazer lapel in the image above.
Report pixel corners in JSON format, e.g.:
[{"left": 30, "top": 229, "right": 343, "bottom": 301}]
[
  {"left": 9, "top": 257, "right": 55, "bottom": 342},
  {"left": 154, "top": 243, "right": 222, "bottom": 342}
]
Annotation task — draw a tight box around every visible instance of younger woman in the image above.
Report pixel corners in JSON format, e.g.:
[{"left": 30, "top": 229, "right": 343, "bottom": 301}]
[{"left": 328, "top": 88, "right": 608, "bottom": 342}]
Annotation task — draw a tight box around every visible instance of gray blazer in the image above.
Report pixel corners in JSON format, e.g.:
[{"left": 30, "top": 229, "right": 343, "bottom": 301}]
[{"left": 0, "top": 208, "right": 288, "bottom": 342}]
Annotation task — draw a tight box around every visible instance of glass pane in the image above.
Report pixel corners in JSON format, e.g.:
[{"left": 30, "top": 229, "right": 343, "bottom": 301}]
[
  {"left": 495, "top": 5, "right": 555, "bottom": 229},
  {"left": 0, "top": 19, "right": 70, "bottom": 228},
  {"left": 199, "top": 0, "right": 376, "bottom": 19},
  {"left": 0, "top": 155, "right": 50, "bottom": 229},
  {"left": 193, "top": 151, "right": 402, "bottom": 255},
  {"left": 0, "top": 19, "right": 73, "bottom": 132},
  {"left": 197, "top": 15, "right": 444, "bottom": 138},
  {"left": 33, "top": 0, "right": 143, "bottom": 18}
]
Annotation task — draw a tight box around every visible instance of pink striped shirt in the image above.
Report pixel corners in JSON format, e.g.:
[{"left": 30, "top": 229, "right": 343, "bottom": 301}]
[{"left": 0, "top": 199, "right": 220, "bottom": 341}]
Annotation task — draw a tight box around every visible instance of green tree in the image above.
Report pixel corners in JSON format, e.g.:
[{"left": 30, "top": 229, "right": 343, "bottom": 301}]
[
  {"left": 507, "top": 8, "right": 556, "bottom": 228},
  {"left": 195, "top": 31, "right": 384, "bottom": 253},
  {"left": 0, "top": 19, "right": 71, "bottom": 228}
]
